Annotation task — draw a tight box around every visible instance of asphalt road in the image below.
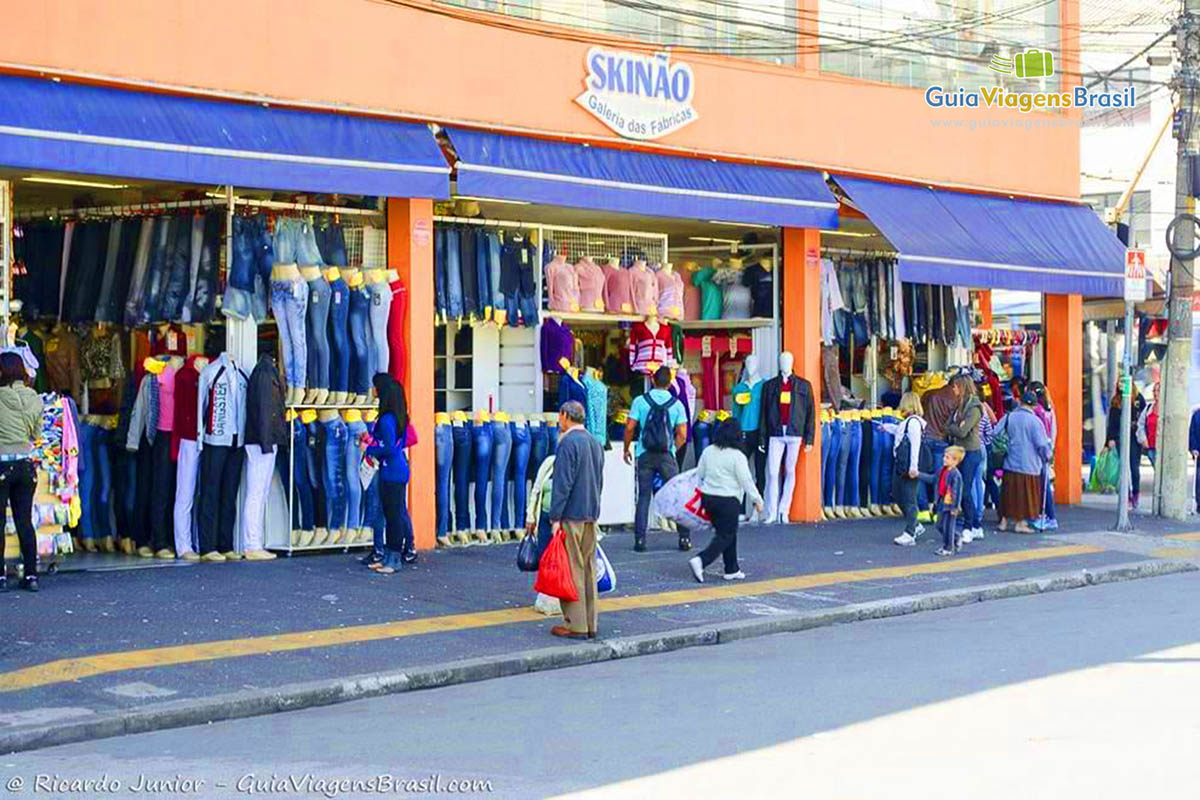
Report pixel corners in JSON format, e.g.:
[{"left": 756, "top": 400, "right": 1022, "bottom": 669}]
[{"left": 5, "top": 572, "right": 1199, "bottom": 800}]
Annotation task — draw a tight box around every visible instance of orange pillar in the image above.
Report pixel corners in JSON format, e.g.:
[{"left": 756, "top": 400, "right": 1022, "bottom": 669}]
[
  {"left": 782, "top": 227, "right": 823, "bottom": 523},
  {"left": 796, "top": 0, "right": 820, "bottom": 72},
  {"left": 977, "top": 290, "right": 993, "bottom": 329},
  {"left": 1045, "top": 294, "right": 1083, "bottom": 505},
  {"left": 388, "top": 198, "right": 436, "bottom": 549}
]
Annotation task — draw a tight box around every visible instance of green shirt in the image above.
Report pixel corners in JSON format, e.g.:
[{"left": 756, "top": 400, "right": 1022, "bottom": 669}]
[{"left": 692, "top": 267, "right": 723, "bottom": 320}]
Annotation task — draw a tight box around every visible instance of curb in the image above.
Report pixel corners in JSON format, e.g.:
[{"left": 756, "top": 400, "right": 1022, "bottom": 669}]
[{"left": 3, "top": 558, "right": 1195, "bottom": 754}]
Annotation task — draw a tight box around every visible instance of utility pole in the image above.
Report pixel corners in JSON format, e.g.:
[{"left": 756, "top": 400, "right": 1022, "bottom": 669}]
[{"left": 1160, "top": 3, "right": 1200, "bottom": 520}]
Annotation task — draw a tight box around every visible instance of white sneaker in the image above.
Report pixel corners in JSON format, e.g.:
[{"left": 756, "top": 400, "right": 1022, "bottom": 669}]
[
  {"left": 972, "top": 528, "right": 985, "bottom": 540},
  {"left": 914, "top": 523, "right": 926, "bottom": 538},
  {"left": 893, "top": 532, "right": 916, "bottom": 546},
  {"left": 688, "top": 556, "right": 704, "bottom": 583},
  {"left": 961, "top": 529, "right": 975, "bottom": 544},
  {"left": 723, "top": 571, "right": 746, "bottom": 581}
]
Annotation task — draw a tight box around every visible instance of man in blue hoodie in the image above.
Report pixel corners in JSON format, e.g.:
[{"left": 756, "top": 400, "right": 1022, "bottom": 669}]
[{"left": 1190, "top": 407, "right": 1200, "bottom": 514}]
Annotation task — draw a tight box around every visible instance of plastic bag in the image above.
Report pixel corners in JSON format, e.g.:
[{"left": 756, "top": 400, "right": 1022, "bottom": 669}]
[
  {"left": 1088, "top": 448, "right": 1119, "bottom": 494},
  {"left": 516, "top": 530, "right": 541, "bottom": 572},
  {"left": 650, "top": 469, "right": 713, "bottom": 532},
  {"left": 533, "top": 528, "right": 578, "bottom": 601},
  {"left": 596, "top": 543, "right": 616, "bottom": 594}
]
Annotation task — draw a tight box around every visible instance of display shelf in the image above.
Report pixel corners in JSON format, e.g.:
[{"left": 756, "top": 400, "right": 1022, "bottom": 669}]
[
  {"left": 677, "top": 318, "right": 774, "bottom": 330},
  {"left": 271, "top": 541, "right": 373, "bottom": 555},
  {"left": 545, "top": 310, "right": 645, "bottom": 325},
  {"left": 286, "top": 402, "right": 375, "bottom": 410}
]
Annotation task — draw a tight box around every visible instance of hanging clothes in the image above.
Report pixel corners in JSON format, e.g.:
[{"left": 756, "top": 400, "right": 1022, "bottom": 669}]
[
  {"left": 575, "top": 258, "right": 606, "bottom": 313},
  {"left": 545, "top": 255, "right": 581, "bottom": 312},
  {"left": 656, "top": 267, "right": 685, "bottom": 320},
  {"left": 628, "top": 321, "right": 674, "bottom": 374},
  {"left": 742, "top": 260, "right": 773, "bottom": 319},
  {"left": 692, "top": 266, "right": 723, "bottom": 320},
  {"left": 603, "top": 262, "right": 634, "bottom": 313},
  {"left": 629, "top": 262, "right": 658, "bottom": 316},
  {"left": 581, "top": 372, "right": 609, "bottom": 446}
]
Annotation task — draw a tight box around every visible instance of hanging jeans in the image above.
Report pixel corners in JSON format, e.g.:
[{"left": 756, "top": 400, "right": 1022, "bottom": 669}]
[
  {"left": 225, "top": 215, "right": 257, "bottom": 321},
  {"left": 380, "top": 479, "right": 414, "bottom": 556},
  {"left": 958, "top": 448, "right": 984, "bottom": 531},
  {"left": 529, "top": 423, "right": 548, "bottom": 483},
  {"left": 327, "top": 277, "right": 351, "bottom": 394},
  {"left": 489, "top": 422, "right": 512, "bottom": 531},
  {"left": 291, "top": 423, "right": 315, "bottom": 531},
  {"left": 308, "top": 423, "right": 328, "bottom": 530},
  {"left": 444, "top": 227, "right": 464, "bottom": 320},
  {"left": 160, "top": 213, "right": 193, "bottom": 322},
  {"left": 475, "top": 228, "right": 492, "bottom": 319},
  {"left": 506, "top": 421, "right": 531, "bottom": 531},
  {"left": 486, "top": 231, "right": 503, "bottom": 322},
  {"left": 434, "top": 227, "right": 447, "bottom": 320},
  {"left": 765, "top": 436, "right": 802, "bottom": 522},
  {"left": 242, "top": 445, "right": 276, "bottom": 552},
  {"left": 472, "top": 422, "right": 493, "bottom": 531},
  {"left": 451, "top": 424, "right": 472, "bottom": 532},
  {"left": 459, "top": 226, "right": 479, "bottom": 318},
  {"left": 321, "top": 418, "right": 349, "bottom": 530},
  {"left": 270, "top": 277, "right": 310, "bottom": 391},
  {"left": 348, "top": 286, "right": 372, "bottom": 396},
  {"left": 822, "top": 420, "right": 842, "bottom": 507},
  {"left": 197, "top": 442, "right": 245, "bottom": 554},
  {"left": 547, "top": 424, "right": 559, "bottom": 456},
  {"left": 694, "top": 420, "right": 712, "bottom": 461},
  {"left": 344, "top": 420, "right": 368, "bottom": 531},
  {"left": 305, "top": 275, "right": 332, "bottom": 391},
  {"left": 0, "top": 461, "right": 37, "bottom": 578},
  {"left": 838, "top": 422, "right": 862, "bottom": 507},
  {"left": 434, "top": 423, "right": 454, "bottom": 539},
  {"left": 173, "top": 438, "right": 200, "bottom": 554},
  {"left": 368, "top": 279, "right": 393, "bottom": 379}
]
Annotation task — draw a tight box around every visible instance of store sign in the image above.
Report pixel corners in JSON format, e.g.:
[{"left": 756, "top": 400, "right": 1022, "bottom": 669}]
[
  {"left": 576, "top": 47, "right": 698, "bottom": 141},
  {"left": 1125, "top": 248, "right": 1147, "bottom": 303}
]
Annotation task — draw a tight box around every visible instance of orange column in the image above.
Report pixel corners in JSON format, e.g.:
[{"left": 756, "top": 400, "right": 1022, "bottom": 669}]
[
  {"left": 796, "top": 0, "right": 820, "bottom": 72},
  {"left": 782, "top": 227, "right": 823, "bottom": 523},
  {"left": 388, "top": 198, "right": 436, "bottom": 549},
  {"left": 977, "top": 290, "right": 993, "bottom": 329},
  {"left": 1045, "top": 294, "right": 1083, "bottom": 505}
]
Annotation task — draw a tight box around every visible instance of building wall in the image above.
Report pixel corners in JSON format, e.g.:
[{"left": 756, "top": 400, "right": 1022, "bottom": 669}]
[{"left": 0, "top": 0, "right": 1080, "bottom": 198}]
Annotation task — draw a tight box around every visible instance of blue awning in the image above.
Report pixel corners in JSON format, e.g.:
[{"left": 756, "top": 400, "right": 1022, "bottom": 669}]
[
  {"left": 835, "top": 176, "right": 1126, "bottom": 296},
  {"left": 447, "top": 127, "right": 838, "bottom": 228},
  {"left": 0, "top": 75, "right": 450, "bottom": 197}
]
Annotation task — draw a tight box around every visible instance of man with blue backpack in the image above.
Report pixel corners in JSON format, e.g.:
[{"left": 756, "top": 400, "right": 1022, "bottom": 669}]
[{"left": 624, "top": 366, "right": 690, "bottom": 553}]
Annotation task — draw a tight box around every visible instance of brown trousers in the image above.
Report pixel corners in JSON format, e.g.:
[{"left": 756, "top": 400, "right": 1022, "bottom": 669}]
[{"left": 559, "top": 520, "right": 598, "bottom": 634}]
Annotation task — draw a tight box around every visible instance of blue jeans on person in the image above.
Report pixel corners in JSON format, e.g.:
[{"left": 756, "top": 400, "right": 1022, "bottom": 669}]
[
  {"left": 345, "top": 420, "right": 369, "bottom": 530},
  {"left": 475, "top": 228, "right": 492, "bottom": 318},
  {"left": 529, "top": 423, "right": 548, "bottom": 482},
  {"left": 957, "top": 448, "right": 984, "bottom": 530},
  {"left": 321, "top": 418, "right": 349, "bottom": 530},
  {"left": 380, "top": 478, "right": 413, "bottom": 559},
  {"left": 434, "top": 227, "right": 447, "bottom": 320},
  {"left": 835, "top": 419, "right": 852, "bottom": 506},
  {"left": 841, "top": 420, "right": 863, "bottom": 507},
  {"left": 918, "top": 440, "right": 949, "bottom": 510},
  {"left": 694, "top": 420, "right": 712, "bottom": 460},
  {"left": 1043, "top": 467, "right": 1057, "bottom": 521},
  {"left": 536, "top": 512, "right": 553, "bottom": 558},
  {"left": 271, "top": 278, "right": 309, "bottom": 391},
  {"left": 348, "top": 286, "right": 372, "bottom": 396},
  {"left": 327, "top": 277, "right": 351, "bottom": 394},
  {"left": 972, "top": 459, "right": 985, "bottom": 522},
  {"left": 489, "top": 422, "right": 512, "bottom": 531},
  {"left": 434, "top": 423, "right": 454, "bottom": 539},
  {"left": 444, "top": 227, "right": 464, "bottom": 320},
  {"left": 306, "top": 275, "right": 332, "bottom": 391},
  {"left": 472, "top": 423, "right": 493, "bottom": 531},
  {"left": 365, "top": 474, "right": 384, "bottom": 554},
  {"left": 292, "top": 422, "right": 315, "bottom": 530},
  {"left": 823, "top": 419, "right": 842, "bottom": 507},
  {"left": 451, "top": 424, "right": 472, "bottom": 532},
  {"left": 506, "top": 421, "right": 531, "bottom": 531}
]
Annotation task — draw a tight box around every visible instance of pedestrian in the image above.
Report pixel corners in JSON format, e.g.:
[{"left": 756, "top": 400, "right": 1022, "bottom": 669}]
[
  {"left": 995, "top": 390, "right": 1051, "bottom": 534},
  {"left": 624, "top": 365, "right": 690, "bottom": 552},
  {"left": 891, "top": 391, "right": 928, "bottom": 547},
  {"left": 1029, "top": 381, "right": 1058, "bottom": 529},
  {"left": 687, "top": 419, "right": 764, "bottom": 583},
  {"left": 0, "top": 351, "right": 43, "bottom": 592},
  {"left": 918, "top": 380, "right": 957, "bottom": 515},
  {"left": 363, "top": 373, "right": 416, "bottom": 575},
  {"left": 1106, "top": 388, "right": 1146, "bottom": 510},
  {"left": 1189, "top": 405, "right": 1200, "bottom": 514},
  {"left": 946, "top": 374, "right": 985, "bottom": 543},
  {"left": 526, "top": 453, "right": 560, "bottom": 615},
  {"left": 548, "top": 400, "right": 604, "bottom": 640},
  {"left": 928, "top": 445, "right": 965, "bottom": 556}
]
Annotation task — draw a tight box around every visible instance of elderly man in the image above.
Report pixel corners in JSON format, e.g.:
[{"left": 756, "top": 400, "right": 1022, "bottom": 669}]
[{"left": 548, "top": 400, "right": 605, "bottom": 639}]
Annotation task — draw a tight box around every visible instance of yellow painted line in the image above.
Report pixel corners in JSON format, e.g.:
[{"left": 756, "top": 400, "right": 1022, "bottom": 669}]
[
  {"left": 0, "top": 544, "right": 1103, "bottom": 693},
  {"left": 1151, "top": 547, "right": 1200, "bottom": 559},
  {"left": 1164, "top": 532, "right": 1200, "bottom": 542}
]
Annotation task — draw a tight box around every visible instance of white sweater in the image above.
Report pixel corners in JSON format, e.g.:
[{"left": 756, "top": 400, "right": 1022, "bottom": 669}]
[{"left": 696, "top": 445, "right": 764, "bottom": 506}]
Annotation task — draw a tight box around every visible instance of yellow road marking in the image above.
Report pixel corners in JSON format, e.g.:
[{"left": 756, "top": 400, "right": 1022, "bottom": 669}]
[
  {"left": 0, "top": 544, "right": 1103, "bottom": 692},
  {"left": 1151, "top": 547, "right": 1200, "bottom": 559},
  {"left": 1164, "top": 532, "right": 1200, "bottom": 542}
]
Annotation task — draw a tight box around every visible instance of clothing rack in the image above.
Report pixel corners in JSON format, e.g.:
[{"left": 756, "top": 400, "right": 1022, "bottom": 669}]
[
  {"left": 233, "top": 197, "right": 384, "bottom": 217},
  {"left": 17, "top": 198, "right": 228, "bottom": 220},
  {"left": 820, "top": 247, "right": 897, "bottom": 259},
  {"left": 433, "top": 214, "right": 534, "bottom": 230}
]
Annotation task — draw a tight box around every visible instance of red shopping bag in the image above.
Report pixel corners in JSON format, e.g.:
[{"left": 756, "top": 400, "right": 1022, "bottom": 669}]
[{"left": 534, "top": 528, "right": 579, "bottom": 602}]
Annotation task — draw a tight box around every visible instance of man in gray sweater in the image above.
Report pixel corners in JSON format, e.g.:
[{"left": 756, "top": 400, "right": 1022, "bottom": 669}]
[{"left": 549, "top": 400, "right": 605, "bottom": 639}]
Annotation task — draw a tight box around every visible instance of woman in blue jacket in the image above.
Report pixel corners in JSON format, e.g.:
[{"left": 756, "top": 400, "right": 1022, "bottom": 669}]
[{"left": 364, "top": 374, "right": 416, "bottom": 574}]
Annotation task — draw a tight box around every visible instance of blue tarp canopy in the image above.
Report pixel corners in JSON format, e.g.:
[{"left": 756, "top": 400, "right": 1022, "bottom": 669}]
[
  {"left": 447, "top": 127, "right": 839, "bottom": 228},
  {"left": 0, "top": 75, "right": 450, "bottom": 197},
  {"left": 835, "top": 175, "right": 1125, "bottom": 296}
]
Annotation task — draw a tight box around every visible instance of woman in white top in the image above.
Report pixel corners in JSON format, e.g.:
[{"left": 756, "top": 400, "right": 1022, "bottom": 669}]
[
  {"left": 891, "top": 392, "right": 927, "bottom": 547},
  {"left": 688, "top": 420, "right": 764, "bottom": 583}
]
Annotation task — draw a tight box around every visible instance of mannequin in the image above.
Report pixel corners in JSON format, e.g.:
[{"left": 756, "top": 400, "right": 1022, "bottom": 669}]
[
  {"left": 448, "top": 409, "right": 472, "bottom": 545},
  {"left": 315, "top": 408, "right": 346, "bottom": 544},
  {"left": 296, "top": 408, "right": 319, "bottom": 546},
  {"left": 758, "top": 351, "right": 815, "bottom": 524},
  {"left": 324, "top": 265, "right": 351, "bottom": 406},
  {"left": 656, "top": 262, "right": 685, "bottom": 320},
  {"left": 546, "top": 253, "right": 580, "bottom": 313},
  {"left": 472, "top": 410, "right": 493, "bottom": 544},
  {"left": 488, "top": 410, "right": 513, "bottom": 544},
  {"left": 343, "top": 268, "right": 371, "bottom": 406},
  {"left": 731, "top": 354, "right": 767, "bottom": 512},
  {"left": 629, "top": 259, "right": 657, "bottom": 316},
  {"left": 301, "top": 265, "right": 331, "bottom": 406},
  {"left": 364, "top": 268, "right": 392, "bottom": 402},
  {"left": 341, "top": 408, "right": 368, "bottom": 545},
  {"left": 602, "top": 257, "right": 633, "bottom": 314},
  {"left": 271, "top": 262, "right": 309, "bottom": 406},
  {"left": 575, "top": 257, "right": 606, "bottom": 313}
]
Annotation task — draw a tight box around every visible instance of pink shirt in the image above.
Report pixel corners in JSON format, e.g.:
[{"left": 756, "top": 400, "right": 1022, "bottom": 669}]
[
  {"left": 683, "top": 278, "right": 700, "bottom": 321},
  {"left": 546, "top": 257, "right": 581, "bottom": 312},
  {"left": 629, "top": 262, "right": 657, "bottom": 315},
  {"left": 603, "top": 264, "right": 634, "bottom": 313},
  {"left": 575, "top": 259, "right": 606, "bottom": 312},
  {"left": 656, "top": 268, "right": 684, "bottom": 320},
  {"left": 157, "top": 365, "right": 177, "bottom": 432}
]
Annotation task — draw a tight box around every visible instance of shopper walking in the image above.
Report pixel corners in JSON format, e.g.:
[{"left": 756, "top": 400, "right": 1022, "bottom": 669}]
[
  {"left": 1029, "top": 381, "right": 1058, "bottom": 529},
  {"left": 0, "top": 352, "right": 43, "bottom": 592},
  {"left": 526, "top": 453, "right": 560, "bottom": 616},
  {"left": 1190, "top": 406, "right": 1200, "bottom": 514},
  {"left": 995, "top": 390, "right": 1051, "bottom": 534},
  {"left": 363, "top": 373, "right": 416, "bottom": 575},
  {"left": 549, "top": 400, "right": 604, "bottom": 639},
  {"left": 946, "top": 374, "right": 985, "bottom": 543},
  {"left": 687, "top": 420, "right": 763, "bottom": 583},
  {"left": 1106, "top": 388, "right": 1146, "bottom": 511},
  {"left": 891, "top": 392, "right": 928, "bottom": 547},
  {"left": 624, "top": 365, "right": 690, "bottom": 552}
]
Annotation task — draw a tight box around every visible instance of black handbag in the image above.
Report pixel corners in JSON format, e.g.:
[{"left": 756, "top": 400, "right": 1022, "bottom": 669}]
[{"left": 516, "top": 531, "right": 541, "bottom": 572}]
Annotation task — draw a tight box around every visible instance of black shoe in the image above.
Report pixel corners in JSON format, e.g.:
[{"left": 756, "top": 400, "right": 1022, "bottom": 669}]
[
  {"left": 20, "top": 576, "right": 38, "bottom": 593},
  {"left": 360, "top": 551, "right": 382, "bottom": 566},
  {"left": 401, "top": 549, "right": 418, "bottom": 565},
  {"left": 634, "top": 537, "right": 647, "bottom": 553},
  {"left": 0, "top": 577, "right": 6, "bottom": 593},
  {"left": 678, "top": 536, "right": 692, "bottom": 552}
]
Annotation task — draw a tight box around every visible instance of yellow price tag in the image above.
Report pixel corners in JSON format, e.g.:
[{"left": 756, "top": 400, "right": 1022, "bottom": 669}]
[
  {"left": 735, "top": 392, "right": 751, "bottom": 405},
  {"left": 593, "top": 299, "right": 604, "bottom": 311},
  {"left": 621, "top": 303, "right": 633, "bottom": 313},
  {"left": 570, "top": 302, "right": 581, "bottom": 312},
  {"left": 781, "top": 391, "right": 792, "bottom": 404}
]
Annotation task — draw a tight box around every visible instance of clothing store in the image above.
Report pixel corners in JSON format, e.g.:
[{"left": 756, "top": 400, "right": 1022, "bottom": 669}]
[{"left": 0, "top": 74, "right": 449, "bottom": 574}]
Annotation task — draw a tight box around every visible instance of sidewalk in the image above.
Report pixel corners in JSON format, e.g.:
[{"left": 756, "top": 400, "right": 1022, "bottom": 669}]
[{"left": 1, "top": 503, "right": 1197, "bottom": 750}]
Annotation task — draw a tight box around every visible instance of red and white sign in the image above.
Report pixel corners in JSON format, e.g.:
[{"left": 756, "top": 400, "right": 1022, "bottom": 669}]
[{"left": 1125, "top": 249, "right": 1147, "bottom": 303}]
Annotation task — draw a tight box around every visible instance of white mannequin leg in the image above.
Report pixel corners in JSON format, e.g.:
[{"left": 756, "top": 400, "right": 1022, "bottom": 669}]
[
  {"left": 765, "top": 437, "right": 787, "bottom": 522},
  {"left": 777, "top": 436, "right": 803, "bottom": 523}
]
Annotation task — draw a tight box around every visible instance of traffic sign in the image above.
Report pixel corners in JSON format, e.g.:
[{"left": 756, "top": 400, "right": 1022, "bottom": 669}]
[{"left": 1125, "top": 249, "right": 1147, "bottom": 303}]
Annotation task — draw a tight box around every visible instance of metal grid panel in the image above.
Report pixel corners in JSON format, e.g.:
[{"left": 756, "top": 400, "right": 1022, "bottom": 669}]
[{"left": 541, "top": 223, "right": 668, "bottom": 266}]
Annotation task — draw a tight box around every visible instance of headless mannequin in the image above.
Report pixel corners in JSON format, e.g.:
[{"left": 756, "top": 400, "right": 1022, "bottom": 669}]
[
  {"left": 294, "top": 408, "right": 320, "bottom": 547},
  {"left": 323, "top": 266, "right": 350, "bottom": 407},
  {"left": 760, "top": 351, "right": 814, "bottom": 525},
  {"left": 300, "top": 266, "right": 328, "bottom": 406},
  {"left": 309, "top": 409, "right": 342, "bottom": 546}
]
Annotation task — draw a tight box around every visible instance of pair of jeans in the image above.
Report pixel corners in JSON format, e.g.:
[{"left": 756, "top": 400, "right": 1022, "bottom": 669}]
[
  {"left": 365, "top": 474, "right": 384, "bottom": 553},
  {"left": 348, "top": 286, "right": 372, "bottom": 396},
  {"left": 327, "top": 277, "right": 351, "bottom": 394},
  {"left": 160, "top": 212, "right": 193, "bottom": 323},
  {"left": 506, "top": 421, "right": 531, "bottom": 530},
  {"left": 694, "top": 420, "right": 712, "bottom": 461},
  {"left": 124, "top": 218, "right": 154, "bottom": 326},
  {"left": 547, "top": 424, "right": 559, "bottom": 457},
  {"left": 489, "top": 422, "right": 512, "bottom": 530},
  {"left": 291, "top": 423, "right": 315, "bottom": 530},
  {"left": 435, "top": 424, "right": 454, "bottom": 538},
  {"left": 434, "top": 227, "right": 448, "bottom": 320},
  {"left": 878, "top": 427, "right": 895, "bottom": 507},
  {"left": 380, "top": 479, "right": 414, "bottom": 555},
  {"left": 635, "top": 451, "right": 683, "bottom": 541},
  {"left": 295, "top": 220, "right": 325, "bottom": 268},
  {"left": 957, "top": 448, "right": 984, "bottom": 530},
  {"left": 507, "top": 235, "right": 540, "bottom": 327},
  {"left": 308, "top": 423, "right": 328, "bottom": 529},
  {"left": 148, "top": 436, "right": 176, "bottom": 551},
  {"left": 197, "top": 442, "right": 244, "bottom": 554},
  {"left": 838, "top": 422, "right": 862, "bottom": 507},
  {"left": 345, "top": 420, "right": 369, "bottom": 530},
  {"left": 368, "top": 279, "right": 393, "bottom": 379},
  {"left": 868, "top": 423, "right": 888, "bottom": 506},
  {"left": 314, "top": 221, "right": 347, "bottom": 268},
  {"left": 305, "top": 275, "right": 332, "bottom": 391},
  {"left": 322, "top": 418, "right": 349, "bottom": 529},
  {"left": 699, "top": 493, "right": 741, "bottom": 574},
  {"left": 452, "top": 424, "right": 473, "bottom": 532},
  {"left": 139, "top": 217, "right": 174, "bottom": 325},
  {"left": 225, "top": 215, "right": 257, "bottom": 321},
  {"left": 78, "top": 424, "right": 100, "bottom": 540},
  {"left": 822, "top": 420, "right": 842, "bottom": 506},
  {"left": 486, "top": 231, "right": 503, "bottom": 320},
  {"left": 271, "top": 278, "right": 310, "bottom": 391},
  {"left": 895, "top": 475, "right": 920, "bottom": 535},
  {"left": 184, "top": 212, "right": 221, "bottom": 323},
  {"left": 112, "top": 440, "right": 137, "bottom": 541},
  {"left": 529, "top": 423, "right": 548, "bottom": 482},
  {"left": 474, "top": 228, "right": 492, "bottom": 318},
  {"left": 444, "top": 227, "right": 464, "bottom": 320},
  {"left": 472, "top": 423, "right": 493, "bottom": 531},
  {"left": 0, "top": 461, "right": 37, "bottom": 577}
]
